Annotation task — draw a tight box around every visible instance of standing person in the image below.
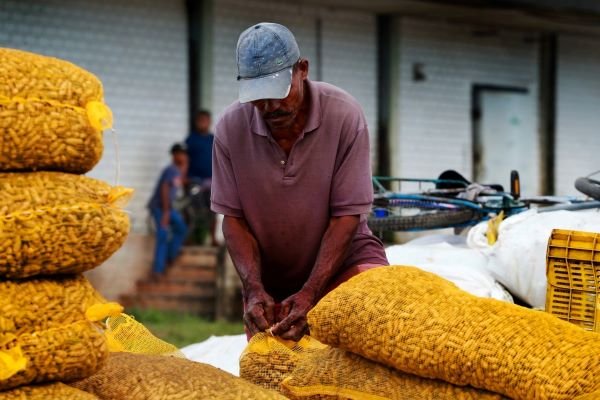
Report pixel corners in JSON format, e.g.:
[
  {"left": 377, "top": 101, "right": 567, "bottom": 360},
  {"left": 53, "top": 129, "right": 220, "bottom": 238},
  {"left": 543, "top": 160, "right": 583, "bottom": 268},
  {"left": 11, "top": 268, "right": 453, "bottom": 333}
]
[
  {"left": 148, "top": 143, "right": 189, "bottom": 279},
  {"left": 211, "top": 22, "right": 388, "bottom": 341},
  {"left": 186, "top": 109, "right": 217, "bottom": 246}
]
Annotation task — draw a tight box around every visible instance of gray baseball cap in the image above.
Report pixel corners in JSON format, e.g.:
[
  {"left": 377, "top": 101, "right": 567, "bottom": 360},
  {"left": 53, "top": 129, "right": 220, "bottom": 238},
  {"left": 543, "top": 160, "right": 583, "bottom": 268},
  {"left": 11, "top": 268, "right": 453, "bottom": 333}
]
[{"left": 236, "top": 22, "right": 300, "bottom": 103}]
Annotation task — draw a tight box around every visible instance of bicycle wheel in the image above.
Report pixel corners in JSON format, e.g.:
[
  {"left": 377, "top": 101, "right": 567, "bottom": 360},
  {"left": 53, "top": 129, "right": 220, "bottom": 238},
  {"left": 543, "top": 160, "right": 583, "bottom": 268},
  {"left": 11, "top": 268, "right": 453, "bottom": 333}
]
[
  {"left": 575, "top": 177, "right": 600, "bottom": 201},
  {"left": 368, "top": 199, "right": 480, "bottom": 232}
]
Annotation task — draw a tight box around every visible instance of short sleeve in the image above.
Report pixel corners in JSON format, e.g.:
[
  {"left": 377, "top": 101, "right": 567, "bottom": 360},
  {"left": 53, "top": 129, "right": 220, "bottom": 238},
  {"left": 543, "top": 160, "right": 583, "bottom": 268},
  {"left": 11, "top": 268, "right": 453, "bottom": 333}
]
[
  {"left": 330, "top": 127, "right": 373, "bottom": 216},
  {"left": 162, "top": 166, "right": 178, "bottom": 187},
  {"left": 210, "top": 137, "right": 243, "bottom": 217}
]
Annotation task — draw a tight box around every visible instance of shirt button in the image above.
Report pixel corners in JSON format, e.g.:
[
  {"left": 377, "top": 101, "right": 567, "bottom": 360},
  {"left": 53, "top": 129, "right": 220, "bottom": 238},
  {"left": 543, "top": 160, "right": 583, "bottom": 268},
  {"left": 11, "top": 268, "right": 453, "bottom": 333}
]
[{"left": 280, "top": 160, "right": 286, "bottom": 165}]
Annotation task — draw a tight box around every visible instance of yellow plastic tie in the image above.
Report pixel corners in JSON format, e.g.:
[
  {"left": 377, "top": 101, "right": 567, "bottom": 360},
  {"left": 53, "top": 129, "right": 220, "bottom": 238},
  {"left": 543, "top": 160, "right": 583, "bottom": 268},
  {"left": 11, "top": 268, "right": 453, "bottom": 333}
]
[
  {"left": 85, "top": 302, "right": 124, "bottom": 322},
  {"left": 86, "top": 100, "right": 113, "bottom": 131},
  {"left": 486, "top": 211, "right": 505, "bottom": 245},
  {"left": 0, "top": 334, "right": 27, "bottom": 381},
  {"left": 107, "top": 187, "right": 134, "bottom": 208}
]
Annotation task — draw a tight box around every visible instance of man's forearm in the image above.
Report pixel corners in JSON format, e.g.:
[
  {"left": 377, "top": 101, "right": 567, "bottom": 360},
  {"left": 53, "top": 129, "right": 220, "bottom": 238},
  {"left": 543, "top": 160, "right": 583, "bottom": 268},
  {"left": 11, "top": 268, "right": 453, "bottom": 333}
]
[
  {"left": 222, "top": 216, "right": 264, "bottom": 294},
  {"left": 160, "top": 183, "right": 170, "bottom": 213},
  {"left": 302, "top": 215, "right": 360, "bottom": 299}
]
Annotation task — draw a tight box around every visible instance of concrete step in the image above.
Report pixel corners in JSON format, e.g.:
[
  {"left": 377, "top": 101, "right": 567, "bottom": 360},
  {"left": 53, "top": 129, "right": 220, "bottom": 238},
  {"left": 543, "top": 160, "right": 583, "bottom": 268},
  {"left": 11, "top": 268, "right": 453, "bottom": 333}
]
[
  {"left": 176, "top": 246, "right": 218, "bottom": 268},
  {"left": 120, "top": 245, "right": 220, "bottom": 318},
  {"left": 165, "top": 263, "right": 216, "bottom": 281}
]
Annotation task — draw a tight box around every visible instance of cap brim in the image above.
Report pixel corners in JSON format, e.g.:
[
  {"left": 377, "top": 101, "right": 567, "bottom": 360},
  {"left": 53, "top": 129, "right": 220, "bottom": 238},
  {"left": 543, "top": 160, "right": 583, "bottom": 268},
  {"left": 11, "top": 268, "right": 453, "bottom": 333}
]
[{"left": 238, "top": 68, "right": 292, "bottom": 103}]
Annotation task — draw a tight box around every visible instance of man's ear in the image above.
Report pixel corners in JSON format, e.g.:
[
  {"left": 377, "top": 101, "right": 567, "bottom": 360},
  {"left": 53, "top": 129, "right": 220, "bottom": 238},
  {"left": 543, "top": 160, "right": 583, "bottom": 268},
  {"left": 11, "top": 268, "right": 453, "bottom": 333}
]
[{"left": 298, "top": 58, "right": 309, "bottom": 80}]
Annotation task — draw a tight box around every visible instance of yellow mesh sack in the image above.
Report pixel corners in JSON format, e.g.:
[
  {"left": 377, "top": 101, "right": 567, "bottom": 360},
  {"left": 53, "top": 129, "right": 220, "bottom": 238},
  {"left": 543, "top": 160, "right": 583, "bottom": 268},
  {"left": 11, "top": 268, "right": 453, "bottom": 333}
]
[
  {"left": 576, "top": 393, "right": 600, "bottom": 400},
  {"left": 0, "top": 275, "right": 106, "bottom": 335},
  {"left": 0, "top": 48, "right": 103, "bottom": 105},
  {"left": 0, "top": 48, "right": 111, "bottom": 173},
  {"left": 0, "top": 172, "right": 132, "bottom": 278},
  {"left": 0, "top": 382, "right": 98, "bottom": 399},
  {"left": 308, "top": 266, "right": 600, "bottom": 400},
  {"left": 282, "top": 346, "right": 505, "bottom": 400},
  {"left": 0, "top": 320, "right": 108, "bottom": 391},
  {"left": 71, "top": 352, "right": 287, "bottom": 399},
  {"left": 240, "top": 333, "right": 327, "bottom": 392},
  {"left": 103, "top": 313, "right": 184, "bottom": 357}
]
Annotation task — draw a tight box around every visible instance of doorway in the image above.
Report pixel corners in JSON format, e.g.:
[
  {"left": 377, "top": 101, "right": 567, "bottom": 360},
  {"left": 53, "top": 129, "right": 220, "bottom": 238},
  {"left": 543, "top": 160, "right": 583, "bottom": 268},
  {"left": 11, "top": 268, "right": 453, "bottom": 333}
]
[{"left": 472, "top": 84, "right": 541, "bottom": 195}]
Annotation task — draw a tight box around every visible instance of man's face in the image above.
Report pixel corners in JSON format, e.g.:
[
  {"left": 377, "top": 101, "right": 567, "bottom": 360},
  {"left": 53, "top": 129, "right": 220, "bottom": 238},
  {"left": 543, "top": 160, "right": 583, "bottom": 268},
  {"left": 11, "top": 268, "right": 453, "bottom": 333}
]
[
  {"left": 173, "top": 152, "right": 188, "bottom": 172},
  {"left": 251, "top": 59, "right": 309, "bottom": 130},
  {"left": 195, "top": 114, "right": 211, "bottom": 133}
]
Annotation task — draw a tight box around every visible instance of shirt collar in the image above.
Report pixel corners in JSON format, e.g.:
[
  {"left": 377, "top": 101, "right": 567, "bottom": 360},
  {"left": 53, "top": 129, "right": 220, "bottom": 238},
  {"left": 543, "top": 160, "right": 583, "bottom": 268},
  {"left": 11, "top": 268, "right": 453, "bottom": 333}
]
[{"left": 250, "top": 79, "right": 322, "bottom": 137}]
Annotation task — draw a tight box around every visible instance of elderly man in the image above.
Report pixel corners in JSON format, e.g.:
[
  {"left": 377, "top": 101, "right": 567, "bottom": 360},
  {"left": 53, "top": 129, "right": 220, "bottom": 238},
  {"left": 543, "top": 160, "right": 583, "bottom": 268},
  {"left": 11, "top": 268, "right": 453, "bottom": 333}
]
[{"left": 211, "top": 22, "right": 388, "bottom": 341}]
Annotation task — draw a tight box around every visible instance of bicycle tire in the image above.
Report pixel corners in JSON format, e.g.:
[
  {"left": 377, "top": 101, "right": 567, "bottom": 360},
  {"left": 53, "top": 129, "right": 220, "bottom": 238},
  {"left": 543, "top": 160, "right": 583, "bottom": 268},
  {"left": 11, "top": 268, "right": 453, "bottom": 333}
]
[
  {"left": 368, "top": 208, "right": 479, "bottom": 232},
  {"left": 575, "top": 177, "right": 600, "bottom": 201}
]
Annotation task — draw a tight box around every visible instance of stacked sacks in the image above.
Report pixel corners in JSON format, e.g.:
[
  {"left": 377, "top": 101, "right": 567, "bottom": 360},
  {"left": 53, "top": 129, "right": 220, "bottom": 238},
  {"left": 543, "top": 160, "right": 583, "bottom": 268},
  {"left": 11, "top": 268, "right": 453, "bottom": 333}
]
[
  {"left": 0, "top": 48, "right": 110, "bottom": 173},
  {"left": 240, "top": 333, "right": 505, "bottom": 399},
  {"left": 0, "top": 48, "right": 131, "bottom": 394},
  {"left": 241, "top": 267, "right": 600, "bottom": 399},
  {"left": 307, "top": 267, "right": 600, "bottom": 400}
]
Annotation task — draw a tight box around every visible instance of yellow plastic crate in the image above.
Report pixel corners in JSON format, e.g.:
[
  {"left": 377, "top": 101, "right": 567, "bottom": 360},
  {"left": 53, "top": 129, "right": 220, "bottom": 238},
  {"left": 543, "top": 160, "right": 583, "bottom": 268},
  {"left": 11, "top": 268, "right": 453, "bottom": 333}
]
[
  {"left": 546, "top": 229, "right": 600, "bottom": 291},
  {"left": 546, "top": 229, "right": 600, "bottom": 332}
]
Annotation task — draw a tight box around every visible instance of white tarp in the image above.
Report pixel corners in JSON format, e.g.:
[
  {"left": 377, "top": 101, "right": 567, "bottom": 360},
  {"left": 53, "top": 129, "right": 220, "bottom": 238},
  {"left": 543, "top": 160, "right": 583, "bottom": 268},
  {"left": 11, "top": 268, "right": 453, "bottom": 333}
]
[
  {"left": 181, "top": 334, "right": 247, "bottom": 376},
  {"left": 385, "top": 242, "right": 513, "bottom": 302},
  {"left": 467, "top": 209, "right": 600, "bottom": 308}
]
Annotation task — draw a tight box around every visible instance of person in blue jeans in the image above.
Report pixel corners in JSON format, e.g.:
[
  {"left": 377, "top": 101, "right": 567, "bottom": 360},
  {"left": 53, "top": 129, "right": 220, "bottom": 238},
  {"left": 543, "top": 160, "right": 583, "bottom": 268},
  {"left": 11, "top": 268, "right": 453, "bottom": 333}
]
[{"left": 148, "top": 143, "right": 189, "bottom": 277}]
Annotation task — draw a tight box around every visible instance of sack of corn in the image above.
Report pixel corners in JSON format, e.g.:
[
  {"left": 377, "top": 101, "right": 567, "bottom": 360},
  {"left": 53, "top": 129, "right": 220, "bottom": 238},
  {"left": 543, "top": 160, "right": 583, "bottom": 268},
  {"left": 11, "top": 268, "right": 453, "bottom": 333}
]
[
  {"left": 282, "top": 346, "right": 506, "bottom": 400},
  {"left": 308, "top": 266, "right": 600, "bottom": 400},
  {"left": 0, "top": 320, "right": 108, "bottom": 391},
  {"left": 0, "top": 382, "right": 98, "bottom": 400},
  {"left": 240, "top": 333, "right": 327, "bottom": 392},
  {"left": 0, "top": 275, "right": 105, "bottom": 335},
  {"left": 0, "top": 48, "right": 111, "bottom": 173},
  {"left": 0, "top": 172, "right": 132, "bottom": 278},
  {"left": 71, "top": 352, "right": 287, "bottom": 399}
]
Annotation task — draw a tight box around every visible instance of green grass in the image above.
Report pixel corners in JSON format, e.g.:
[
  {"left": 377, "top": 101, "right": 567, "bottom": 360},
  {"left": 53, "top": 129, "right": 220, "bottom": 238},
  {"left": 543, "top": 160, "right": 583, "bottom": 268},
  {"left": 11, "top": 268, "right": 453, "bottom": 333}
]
[{"left": 128, "top": 308, "right": 244, "bottom": 348}]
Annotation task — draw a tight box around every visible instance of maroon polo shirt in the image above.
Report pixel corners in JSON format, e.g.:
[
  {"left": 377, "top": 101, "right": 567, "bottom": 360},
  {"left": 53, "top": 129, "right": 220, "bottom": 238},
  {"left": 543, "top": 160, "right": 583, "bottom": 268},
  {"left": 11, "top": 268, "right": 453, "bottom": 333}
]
[{"left": 211, "top": 80, "right": 388, "bottom": 301}]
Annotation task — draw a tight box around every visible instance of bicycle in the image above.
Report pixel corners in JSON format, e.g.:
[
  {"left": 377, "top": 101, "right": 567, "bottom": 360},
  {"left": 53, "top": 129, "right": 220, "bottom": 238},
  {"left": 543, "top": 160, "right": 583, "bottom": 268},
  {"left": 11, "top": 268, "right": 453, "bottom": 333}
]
[{"left": 369, "top": 170, "right": 600, "bottom": 233}]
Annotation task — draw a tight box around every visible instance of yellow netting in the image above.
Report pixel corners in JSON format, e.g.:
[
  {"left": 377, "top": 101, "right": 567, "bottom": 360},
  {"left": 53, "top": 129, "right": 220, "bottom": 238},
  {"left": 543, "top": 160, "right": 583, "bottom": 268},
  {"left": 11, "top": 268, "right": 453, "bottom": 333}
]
[
  {"left": 0, "top": 172, "right": 132, "bottom": 278},
  {"left": 71, "top": 352, "right": 287, "bottom": 399},
  {"left": 239, "top": 333, "right": 327, "bottom": 392},
  {"left": 308, "top": 266, "right": 600, "bottom": 400},
  {"left": 0, "top": 321, "right": 108, "bottom": 391},
  {"left": 103, "top": 314, "right": 184, "bottom": 358},
  {"left": 282, "top": 346, "right": 505, "bottom": 400},
  {"left": 0, "top": 382, "right": 98, "bottom": 400},
  {"left": 0, "top": 48, "right": 111, "bottom": 173}
]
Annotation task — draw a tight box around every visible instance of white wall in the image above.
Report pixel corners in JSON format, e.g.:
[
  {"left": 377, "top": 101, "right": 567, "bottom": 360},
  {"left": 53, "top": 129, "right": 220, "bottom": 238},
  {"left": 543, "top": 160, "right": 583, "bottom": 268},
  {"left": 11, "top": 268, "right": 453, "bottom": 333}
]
[
  {"left": 211, "top": 0, "right": 378, "bottom": 162},
  {"left": 392, "top": 18, "right": 539, "bottom": 191},
  {"left": 556, "top": 35, "right": 600, "bottom": 196},
  {"left": 0, "top": 0, "right": 189, "bottom": 232}
]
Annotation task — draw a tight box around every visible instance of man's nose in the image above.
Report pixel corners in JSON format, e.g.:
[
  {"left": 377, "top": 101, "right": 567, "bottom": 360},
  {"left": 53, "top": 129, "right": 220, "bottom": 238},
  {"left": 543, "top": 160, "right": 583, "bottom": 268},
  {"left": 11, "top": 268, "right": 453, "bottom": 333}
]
[{"left": 259, "top": 99, "right": 280, "bottom": 113}]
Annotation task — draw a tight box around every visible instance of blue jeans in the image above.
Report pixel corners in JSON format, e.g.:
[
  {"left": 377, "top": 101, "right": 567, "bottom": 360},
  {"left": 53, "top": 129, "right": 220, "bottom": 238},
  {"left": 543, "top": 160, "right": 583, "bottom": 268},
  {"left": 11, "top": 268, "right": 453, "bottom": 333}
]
[{"left": 151, "top": 208, "right": 188, "bottom": 274}]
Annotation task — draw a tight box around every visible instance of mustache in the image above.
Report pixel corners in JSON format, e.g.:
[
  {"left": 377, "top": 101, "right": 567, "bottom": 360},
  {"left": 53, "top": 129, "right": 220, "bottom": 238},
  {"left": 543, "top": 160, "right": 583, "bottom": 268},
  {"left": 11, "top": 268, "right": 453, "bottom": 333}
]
[{"left": 264, "top": 110, "right": 292, "bottom": 120}]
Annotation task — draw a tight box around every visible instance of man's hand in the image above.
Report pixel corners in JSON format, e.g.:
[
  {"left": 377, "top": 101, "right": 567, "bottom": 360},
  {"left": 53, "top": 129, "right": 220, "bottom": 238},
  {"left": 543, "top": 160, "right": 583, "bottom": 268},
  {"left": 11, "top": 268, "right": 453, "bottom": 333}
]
[
  {"left": 244, "top": 288, "right": 276, "bottom": 336},
  {"left": 160, "top": 211, "right": 170, "bottom": 228},
  {"left": 160, "top": 211, "right": 171, "bottom": 228},
  {"left": 270, "top": 287, "right": 317, "bottom": 341}
]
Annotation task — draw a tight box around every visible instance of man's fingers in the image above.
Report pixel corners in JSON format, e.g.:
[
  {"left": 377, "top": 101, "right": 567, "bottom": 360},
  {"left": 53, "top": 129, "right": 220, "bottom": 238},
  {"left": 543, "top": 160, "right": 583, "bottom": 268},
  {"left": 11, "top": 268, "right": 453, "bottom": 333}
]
[
  {"left": 249, "top": 305, "right": 270, "bottom": 332},
  {"left": 271, "top": 311, "right": 300, "bottom": 336},
  {"left": 243, "top": 313, "right": 260, "bottom": 336},
  {"left": 263, "top": 301, "right": 275, "bottom": 327},
  {"left": 279, "top": 319, "right": 307, "bottom": 341},
  {"left": 277, "top": 300, "right": 292, "bottom": 322}
]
